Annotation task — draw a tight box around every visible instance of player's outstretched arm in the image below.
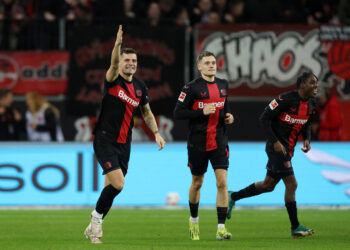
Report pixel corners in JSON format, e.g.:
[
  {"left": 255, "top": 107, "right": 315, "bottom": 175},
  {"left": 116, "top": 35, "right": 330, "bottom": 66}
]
[
  {"left": 301, "top": 139, "right": 311, "bottom": 153},
  {"left": 140, "top": 104, "right": 166, "bottom": 150},
  {"left": 106, "top": 25, "right": 123, "bottom": 82}
]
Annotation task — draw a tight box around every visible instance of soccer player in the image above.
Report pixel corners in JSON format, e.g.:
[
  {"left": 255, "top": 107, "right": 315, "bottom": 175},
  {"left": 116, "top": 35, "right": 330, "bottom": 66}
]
[
  {"left": 227, "top": 72, "right": 318, "bottom": 238},
  {"left": 174, "top": 51, "right": 234, "bottom": 240},
  {"left": 84, "top": 25, "right": 166, "bottom": 244}
]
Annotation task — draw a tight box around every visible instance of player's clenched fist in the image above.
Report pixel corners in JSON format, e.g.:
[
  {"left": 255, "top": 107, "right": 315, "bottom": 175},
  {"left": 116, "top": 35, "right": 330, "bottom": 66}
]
[{"left": 203, "top": 103, "right": 216, "bottom": 115}]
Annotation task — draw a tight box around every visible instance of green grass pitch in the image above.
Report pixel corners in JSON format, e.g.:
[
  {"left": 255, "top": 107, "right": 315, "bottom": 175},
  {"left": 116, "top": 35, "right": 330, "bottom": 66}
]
[{"left": 1, "top": 209, "right": 349, "bottom": 249}]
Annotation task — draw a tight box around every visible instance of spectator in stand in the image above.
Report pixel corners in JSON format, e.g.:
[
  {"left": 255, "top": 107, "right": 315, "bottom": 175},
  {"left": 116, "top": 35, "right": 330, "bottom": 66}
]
[
  {"left": 190, "top": 0, "right": 212, "bottom": 25},
  {"left": 316, "top": 88, "right": 343, "bottom": 141},
  {"left": 66, "top": 0, "right": 93, "bottom": 26},
  {"left": 338, "top": 0, "right": 350, "bottom": 25},
  {"left": 213, "top": 0, "right": 229, "bottom": 23},
  {"left": 207, "top": 10, "right": 221, "bottom": 25},
  {"left": 25, "top": 91, "right": 64, "bottom": 142},
  {"left": 146, "top": 1, "right": 161, "bottom": 27},
  {"left": 0, "top": 0, "right": 25, "bottom": 49},
  {"left": 224, "top": 0, "right": 246, "bottom": 23},
  {"left": 0, "top": 89, "right": 23, "bottom": 140},
  {"left": 159, "top": 0, "right": 176, "bottom": 23}
]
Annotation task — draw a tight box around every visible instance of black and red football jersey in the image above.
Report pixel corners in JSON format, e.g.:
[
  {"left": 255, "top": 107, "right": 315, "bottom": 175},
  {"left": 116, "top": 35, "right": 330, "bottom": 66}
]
[
  {"left": 174, "top": 77, "right": 230, "bottom": 151},
  {"left": 93, "top": 75, "right": 149, "bottom": 143},
  {"left": 260, "top": 90, "right": 317, "bottom": 158}
]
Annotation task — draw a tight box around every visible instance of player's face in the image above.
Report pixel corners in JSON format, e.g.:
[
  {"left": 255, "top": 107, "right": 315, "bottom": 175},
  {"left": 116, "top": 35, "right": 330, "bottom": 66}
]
[
  {"left": 303, "top": 75, "right": 318, "bottom": 98},
  {"left": 198, "top": 56, "right": 217, "bottom": 77},
  {"left": 119, "top": 53, "right": 137, "bottom": 76}
]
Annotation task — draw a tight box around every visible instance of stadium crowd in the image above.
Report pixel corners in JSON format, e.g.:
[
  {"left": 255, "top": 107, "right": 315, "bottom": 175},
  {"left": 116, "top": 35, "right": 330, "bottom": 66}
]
[{"left": 0, "top": 0, "right": 348, "bottom": 50}]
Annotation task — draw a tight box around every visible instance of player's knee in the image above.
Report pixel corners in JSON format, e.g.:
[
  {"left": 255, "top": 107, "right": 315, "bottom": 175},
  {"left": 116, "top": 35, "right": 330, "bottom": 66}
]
[
  {"left": 216, "top": 180, "right": 227, "bottom": 190},
  {"left": 111, "top": 180, "right": 124, "bottom": 191},
  {"left": 263, "top": 184, "right": 275, "bottom": 192},
  {"left": 192, "top": 180, "right": 203, "bottom": 190}
]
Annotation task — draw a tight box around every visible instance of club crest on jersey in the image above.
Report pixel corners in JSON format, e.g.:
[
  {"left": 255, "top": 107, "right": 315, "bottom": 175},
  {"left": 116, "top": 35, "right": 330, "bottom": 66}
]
[
  {"left": 136, "top": 90, "right": 142, "bottom": 97},
  {"left": 178, "top": 92, "right": 186, "bottom": 102},
  {"left": 220, "top": 89, "right": 227, "bottom": 95},
  {"left": 269, "top": 99, "right": 278, "bottom": 110}
]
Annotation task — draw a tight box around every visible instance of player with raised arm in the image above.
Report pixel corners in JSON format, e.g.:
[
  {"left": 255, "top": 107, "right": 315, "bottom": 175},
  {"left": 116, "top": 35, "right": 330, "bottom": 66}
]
[{"left": 84, "top": 25, "right": 165, "bottom": 244}]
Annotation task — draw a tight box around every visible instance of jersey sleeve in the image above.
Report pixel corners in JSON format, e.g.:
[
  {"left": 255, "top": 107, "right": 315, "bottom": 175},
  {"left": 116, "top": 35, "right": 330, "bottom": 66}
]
[
  {"left": 173, "top": 84, "right": 203, "bottom": 120},
  {"left": 140, "top": 84, "right": 149, "bottom": 106},
  {"left": 223, "top": 80, "right": 231, "bottom": 113},
  {"left": 259, "top": 94, "right": 288, "bottom": 143}
]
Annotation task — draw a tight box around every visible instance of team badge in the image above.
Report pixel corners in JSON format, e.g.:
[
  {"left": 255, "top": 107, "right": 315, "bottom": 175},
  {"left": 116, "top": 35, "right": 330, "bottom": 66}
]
[
  {"left": 136, "top": 90, "right": 142, "bottom": 96},
  {"left": 220, "top": 89, "right": 227, "bottom": 95},
  {"left": 178, "top": 92, "right": 186, "bottom": 102},
  {"left": 104, "top": 161, "right": 112, "bottom": 170},
  {"left": 269, "top": 99, "right": 278, "bottom": 110}
]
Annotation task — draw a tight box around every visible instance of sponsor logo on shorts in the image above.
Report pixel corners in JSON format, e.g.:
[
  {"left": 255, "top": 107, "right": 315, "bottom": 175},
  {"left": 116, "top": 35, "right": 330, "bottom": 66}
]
[
  {"left": 178, "top": 92, "right": 186, "bottom": 102},
  {"left": 269, "top": 99, "right": 278, "bottom": 110},
  {"left": 104, "top": 161, "right": 112, "bottom": 170}
]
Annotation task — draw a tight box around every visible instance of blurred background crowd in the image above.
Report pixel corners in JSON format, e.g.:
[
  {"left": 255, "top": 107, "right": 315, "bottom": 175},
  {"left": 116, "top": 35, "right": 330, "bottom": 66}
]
[
  {"left": 0, "top": 0, "right": 349, "bottom": 142},
  {"left": 1, "top": 0, "right": 349, "bottom": 50}
]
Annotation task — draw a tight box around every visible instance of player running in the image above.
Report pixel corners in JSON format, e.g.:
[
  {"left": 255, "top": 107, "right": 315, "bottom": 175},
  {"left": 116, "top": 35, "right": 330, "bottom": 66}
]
[
  {"left": 174, "top": 51, "right": 234, "bottom": 240},
  {"left": 227, "top": 72, "right": 318, "bottom": 238},
  {"left": 84, "top": 25, "right": 165, "bottom": 244}
]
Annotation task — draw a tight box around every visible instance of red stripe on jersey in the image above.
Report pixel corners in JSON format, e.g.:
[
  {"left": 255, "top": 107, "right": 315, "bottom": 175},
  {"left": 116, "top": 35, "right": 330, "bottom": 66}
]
[
  {"left": 206, "top": 83, "right": 225, "bottom": 151},
  {"left": 114, "top": 83, "right": 139, "bottom": 143},
  {"left": 287, "top": 101, "right": 308, "bottom": 157}
]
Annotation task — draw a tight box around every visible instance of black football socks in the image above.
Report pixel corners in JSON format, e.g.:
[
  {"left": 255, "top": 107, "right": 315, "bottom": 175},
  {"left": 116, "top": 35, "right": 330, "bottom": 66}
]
[
  {"left": 231, "top": 183, "right": 261, "bottom": 201},
  {"left": 285, "top": 201, "right": 299, "bottom": 230},
  {"left": 95, "top": 184, "right": 121, "bottom": 219}
]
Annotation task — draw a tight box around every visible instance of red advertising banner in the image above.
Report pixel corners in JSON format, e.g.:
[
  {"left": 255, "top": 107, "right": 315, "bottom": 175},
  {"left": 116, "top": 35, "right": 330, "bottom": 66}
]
[
  {"left": 196, "top": 25, "right": 350, "bottom": 100},
  {"left": 0, "top": 51, "right": 69, "bottom": 95}
]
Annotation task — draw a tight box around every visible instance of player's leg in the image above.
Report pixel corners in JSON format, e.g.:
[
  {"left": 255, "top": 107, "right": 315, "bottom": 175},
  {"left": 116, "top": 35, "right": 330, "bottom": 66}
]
[
  {"left": 189, "top": 174, "right": 204, "bottom": 240},
  {"left": 210, "top": 146, "right": 231, "bottom": 239},
  {"left": 227, "top": 174, "right": 279, "bottom": 219},
  {"left": 283, "top": 175, "right": 314, "bottom": 238},
  {"left": 187, "top": 146, "right": 208, "bottom": 240},
  {"left": 85, "top": 138, "right": 127, "bottom": 243},
  {"left": 214, "top": 169, "right": 232, "bottom": 240}
]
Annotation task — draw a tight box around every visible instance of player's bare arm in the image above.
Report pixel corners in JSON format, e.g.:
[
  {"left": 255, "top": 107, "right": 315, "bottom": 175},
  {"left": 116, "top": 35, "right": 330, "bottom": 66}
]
[
  {"left": 140, "top": 103, "right": 166, "bottom": 150},
  {"left": 106, "top": 25, "right": 123, "bottom": 82},
  {"left": 301, "top": 139, "right": 311, "bottom": 153},
  {"left": 273, "top": 140, "right": 287, "bottom": 156}
]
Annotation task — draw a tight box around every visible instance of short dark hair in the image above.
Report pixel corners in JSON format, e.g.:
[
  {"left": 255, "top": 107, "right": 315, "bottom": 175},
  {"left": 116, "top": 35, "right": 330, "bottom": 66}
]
[
  {"left": 296, "top": 72, "right": 318, "bottom": 88},
  {"left": 0, "top": 88, "right": 11, "bottom": 100},
  {"left": 120, "top": 48, "right": 137, "bottom": 56},
  {"left": 196, "top": 51, "right": 216, "bottom": 64}
]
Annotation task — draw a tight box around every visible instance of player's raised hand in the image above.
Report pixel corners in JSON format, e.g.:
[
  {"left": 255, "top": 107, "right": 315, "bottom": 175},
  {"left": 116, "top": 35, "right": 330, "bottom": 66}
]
[
  {"left": 273, "top": 141, "right": 287, "bottom": 156},
  {"left": 225, "top": 113, "right": 234, "bottom": 124},
  {"left": 301, "top": 140, "right": 311, "bottom": 153},
  {"left": 155, "top": 133, "right": 166, "bottom": 151},
  {"left": 203, "top": 103, "right": 216, "bottom": 115},
  {"left": 115, "top": 25, "right": 123, "bottom": 46}
]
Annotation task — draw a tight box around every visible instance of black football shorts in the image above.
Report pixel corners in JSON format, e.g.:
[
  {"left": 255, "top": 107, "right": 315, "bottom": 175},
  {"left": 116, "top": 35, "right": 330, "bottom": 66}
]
[
  {"left": 266, "top": 151, "right": 294, "bottom": 181},
  {"left": 187, "top": 144, "right": 229, "bottom": 176},
  {"left": 93, "top": 131, "right": 130, "bottom": 176}
]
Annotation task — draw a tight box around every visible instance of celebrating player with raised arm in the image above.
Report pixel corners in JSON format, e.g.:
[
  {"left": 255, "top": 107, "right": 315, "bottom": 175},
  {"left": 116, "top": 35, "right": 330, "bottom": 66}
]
[
  {"left": 174, "top": 51, "right": 234, "bottom": 240},
  {"left": 84, "top": 25, "right": 165, "bottom": 244}
]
